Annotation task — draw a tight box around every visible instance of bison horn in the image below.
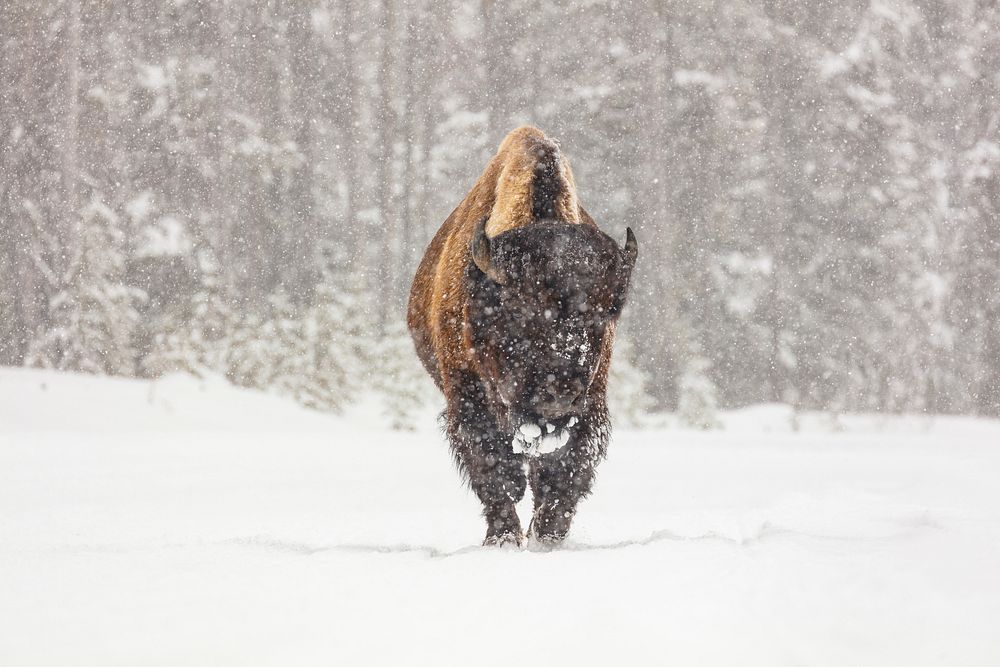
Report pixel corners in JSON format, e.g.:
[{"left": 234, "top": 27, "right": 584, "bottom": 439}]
[
  {"left": 622, "top": 227, "right": 638, "bottom": 273},
  {"left": 471, "top": 216, "right": 507, "bottom": 284}
]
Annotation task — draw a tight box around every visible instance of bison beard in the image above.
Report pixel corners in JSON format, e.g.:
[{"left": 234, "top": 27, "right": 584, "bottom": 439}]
[{"left": 407, "top": 127, "right": 637, "bottom": 548}]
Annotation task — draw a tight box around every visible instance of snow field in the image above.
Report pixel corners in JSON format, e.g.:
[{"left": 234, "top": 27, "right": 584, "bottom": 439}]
[{"left": 1, "top": 369, "right": 999, "bottom": 665}]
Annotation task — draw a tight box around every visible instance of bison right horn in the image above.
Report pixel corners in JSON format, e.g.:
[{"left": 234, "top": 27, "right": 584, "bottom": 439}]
[
  {"left": 471, "top": 216, "right": 507, "bottom": 285},
  {"left": 622, "top": 227, "right": 638, "bottom": 273}
]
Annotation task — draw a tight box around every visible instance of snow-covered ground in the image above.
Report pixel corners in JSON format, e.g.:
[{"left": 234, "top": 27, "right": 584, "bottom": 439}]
[{"left": 2, "top": 368, "right": 999, "bottom": 666}]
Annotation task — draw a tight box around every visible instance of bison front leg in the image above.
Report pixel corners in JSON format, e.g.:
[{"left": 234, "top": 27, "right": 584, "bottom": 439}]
[
  {"left": 473, "top": 445, "right": 527, "bottom": 547},
  {"left": 527, "top": 415, "right": 608, "bottom": 547},
  {"left": 446, "top": 376, "right": 527, "bottom": 547}
]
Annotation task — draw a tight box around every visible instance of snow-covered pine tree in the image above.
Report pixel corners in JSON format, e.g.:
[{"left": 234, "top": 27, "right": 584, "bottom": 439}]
[
  {"left": 27, "top": 195, "right": 142, "bottom": 376},
  {"left": 255, "top": 290, "right": 305, "bottom": 398},
  {"left": 316, "top": 245, "right": 374, "bottom": 406},
  {"left": 263, "top": 243, "right": 377, "bottom": 413},
  {"left": 291, "top": 266, "right": 354, "bottom": 412},
  {"left": 143, "top": 248, "right": 234, "bottom": 377},
  {"left": 607, "top": 328, "right": 653, "bottom": 427},
  {"left": 372, "top": 319, "right": 434, "bottom": 430}
]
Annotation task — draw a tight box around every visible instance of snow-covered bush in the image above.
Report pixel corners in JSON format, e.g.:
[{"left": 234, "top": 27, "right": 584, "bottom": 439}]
[
  {"left": 372, "top": 320, "right": 435, "bottom": 431},
  {"left": 607, "top": 331, "right": 653, "bottom": 427},
  {"left": 677, "top": 356, "right": 722, "bottom": 430}
]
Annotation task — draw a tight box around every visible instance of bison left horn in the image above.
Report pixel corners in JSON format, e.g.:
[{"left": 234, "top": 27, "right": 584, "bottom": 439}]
[{"left": 471, "top": 216, "right": 507, "bottom": 284}]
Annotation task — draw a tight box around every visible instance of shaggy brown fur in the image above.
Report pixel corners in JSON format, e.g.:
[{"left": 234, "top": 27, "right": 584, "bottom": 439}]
[
  {"left": 408, "top": 127, "right": 589, "bottom": 387},
  {"left": 408, "top": 126, "right": 637, "bottom": 547}
]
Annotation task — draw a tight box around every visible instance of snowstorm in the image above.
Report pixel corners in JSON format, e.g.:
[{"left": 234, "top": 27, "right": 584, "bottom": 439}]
[{"left": 1, "top": 1, "right": 999, "bottom": 664}]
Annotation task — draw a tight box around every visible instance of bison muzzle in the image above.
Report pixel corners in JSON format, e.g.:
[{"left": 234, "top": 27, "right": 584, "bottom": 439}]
[{"left": 408, "top": 126, "right": 638, "bottom": 548}]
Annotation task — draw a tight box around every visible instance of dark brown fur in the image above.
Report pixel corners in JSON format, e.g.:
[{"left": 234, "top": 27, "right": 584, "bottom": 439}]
[{"left": 407, "top": 126, "right": 637, "bottom": 547}]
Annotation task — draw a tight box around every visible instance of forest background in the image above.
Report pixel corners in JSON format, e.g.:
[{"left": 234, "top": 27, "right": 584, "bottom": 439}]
[{"left": 2, "top": 0, "right": 999, "bottom": 427}]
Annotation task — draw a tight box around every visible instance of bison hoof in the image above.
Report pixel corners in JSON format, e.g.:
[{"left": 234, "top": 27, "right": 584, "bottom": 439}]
[
  {"left": 483, "top": 531, "right": 524, "bottom": 549},
  {"left": 526, "top": 533, "right": 564, "bottom": 552},
  {"left": 526, "top": 518, "right": 569, "bottom": 551}
]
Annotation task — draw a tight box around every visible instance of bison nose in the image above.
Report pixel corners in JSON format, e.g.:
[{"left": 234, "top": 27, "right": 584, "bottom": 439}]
[{"left": 533, "top": 378, "right": 585, "bottom": 419}]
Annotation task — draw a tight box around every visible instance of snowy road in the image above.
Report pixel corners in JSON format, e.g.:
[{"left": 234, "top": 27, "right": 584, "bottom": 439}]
[{"left": 2, "top": 370, "right": 999, "bottom": 665}]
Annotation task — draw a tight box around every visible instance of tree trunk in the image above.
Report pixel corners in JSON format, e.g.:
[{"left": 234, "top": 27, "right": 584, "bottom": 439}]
[
  {"left": 63, "top": 0, "right": 81, "bottom": 250},
  {"left": 338, "top": 0, "right": 361, "bottom": 255},
  {"left": 374, "top": 0, "right": 398, "bottom": 330}
]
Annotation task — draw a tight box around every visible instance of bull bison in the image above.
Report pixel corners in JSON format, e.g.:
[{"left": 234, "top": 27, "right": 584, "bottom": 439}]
[{"left": 407, "top": 126, "right": 638, "bottom": 547}]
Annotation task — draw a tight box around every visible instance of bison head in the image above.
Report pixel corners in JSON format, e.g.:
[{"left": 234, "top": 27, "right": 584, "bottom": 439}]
[{"left": 466, "top": 218, "right": 638, "bottom": 446}]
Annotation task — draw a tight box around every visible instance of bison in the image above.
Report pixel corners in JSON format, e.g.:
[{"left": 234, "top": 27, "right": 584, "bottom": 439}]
[{"left": 407, "top": 126, "right": 638, "bottom": 547}]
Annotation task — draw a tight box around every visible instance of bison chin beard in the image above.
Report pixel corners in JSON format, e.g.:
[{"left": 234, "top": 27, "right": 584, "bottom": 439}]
[{"left": 509, "top": 412, "right": 581, "bottom": 457}]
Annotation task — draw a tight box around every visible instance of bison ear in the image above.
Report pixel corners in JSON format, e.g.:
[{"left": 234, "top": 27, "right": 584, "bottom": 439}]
[{"left": 471, "top": 216, "right": 507, "bottom": 285}]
